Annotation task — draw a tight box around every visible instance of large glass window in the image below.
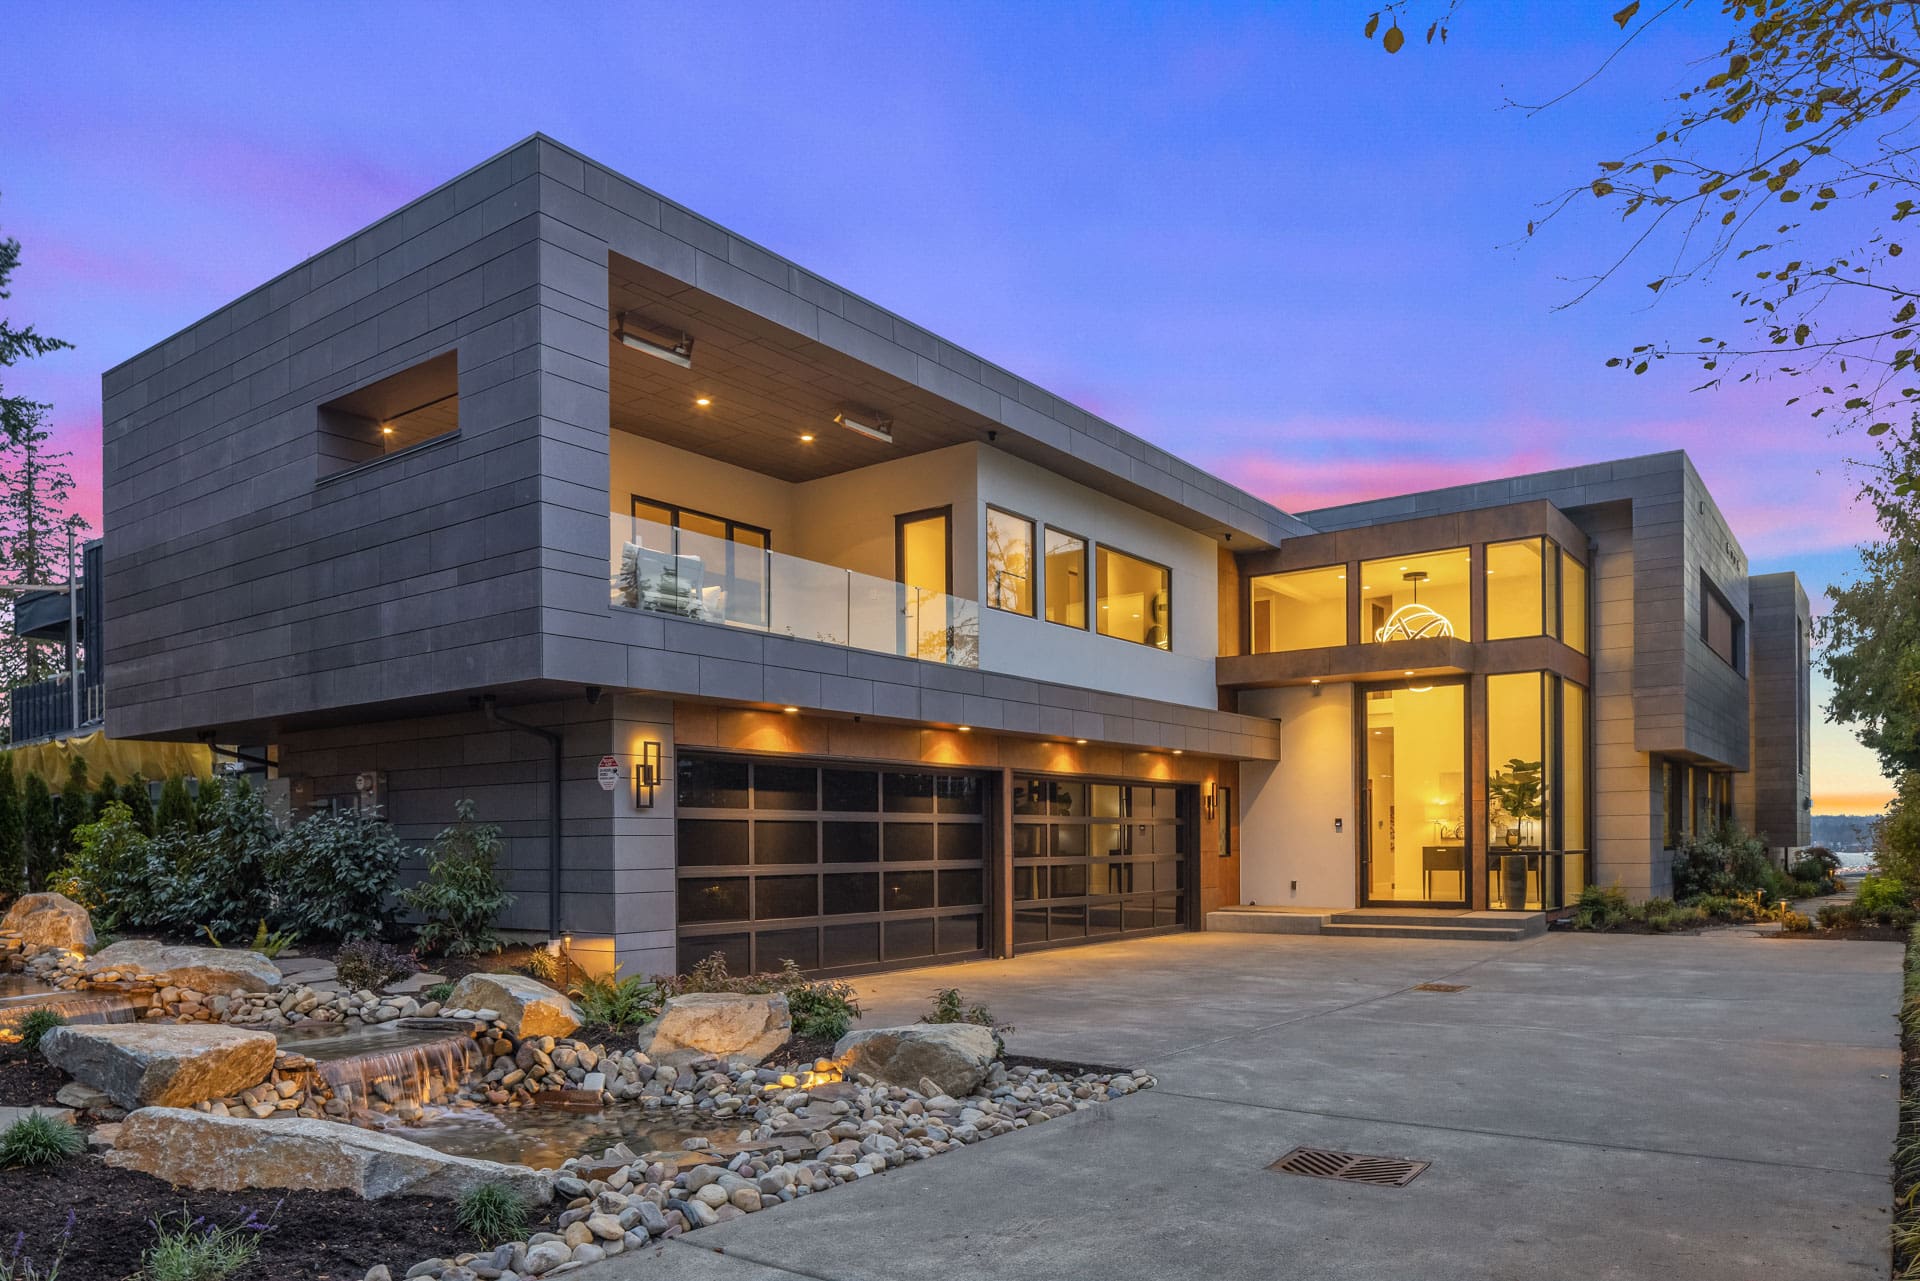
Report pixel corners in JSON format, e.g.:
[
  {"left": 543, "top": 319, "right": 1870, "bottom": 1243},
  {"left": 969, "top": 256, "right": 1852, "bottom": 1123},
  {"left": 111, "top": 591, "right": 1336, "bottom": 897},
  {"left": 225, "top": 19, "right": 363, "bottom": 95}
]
[
  {"left": 1249, "top": 565, "right": 1347, "bottom": 652},
  {"left": 1563, "top": 680, "right": 1588, "bottom": 892},
  {"left": 985, "top": 508, "right": 1035, "bottom": 616},
  {"left": 1096, "top": 546, "right": 1171, "bottom": 649},
  {"left": 1362, "top": 683, "right": 1467, "bottom": 903},
  {"left": 1361, "top": 547, "right": 1471, "bottom": 643},
  {"left": 1561, "top": 551, "right": 1589, "bottom": 654},
  {"left": 1485, "top": 539, "right": 1546, "bottom": 640},
  {"left": 1701, "top": 575, "right": 1743, "bottom": 671},
  {"left": 1044, "top": 528, "right": 1088, "bottom": 629},
  {"left": 1486, "top": 673, "right": 1548, "bottom": 853}
]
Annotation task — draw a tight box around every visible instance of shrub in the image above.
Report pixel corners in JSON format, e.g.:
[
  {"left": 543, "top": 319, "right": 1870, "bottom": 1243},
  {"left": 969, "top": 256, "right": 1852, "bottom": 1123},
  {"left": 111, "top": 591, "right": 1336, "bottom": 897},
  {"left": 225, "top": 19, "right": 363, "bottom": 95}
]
[
  {"left": 569, "top": 969, "right": 662, "bottom": 1030},
  {"left": 0, "top": 754, "right": 21, "bottom": 895},
  {"left": 514, "top": 948, "right": 565, "bottom": 987},
  {"left": 924, "top": 987, "right": 997, "bottom": 1028},
  {"left": 263, "top": 807, "right": 403, "bottom": 940},
  {"left": 1570, "top": 884, "right": 1631, "bottom": 930},
  {"left": 53, "top": 758, "right": 90, "bottom": 860},
  {"left": 333, "top": 939, "right": 418, "bottom": 993},
  {"left": 144, "top": 780, "right": 277, "bottom": 940},
  {"left": 1779, "top": 910, "right": 1814, "bottom": 932},
  {"left": 13, "top": 1008, "right": 64, "bottom": 1053},
  {"left": 18, "top": 774, "right": 57, "bottom": 893},
  {"left": 140, "top": 1204, "right": 275, "bottom": 1281},
  {"left": 660, "top": 953, "right": 858, "bottom": 1038},
  {"left": 1636, "top": 898, "right": 1708, "bottom": 933},
  {"left": 154, "top": 775, "right": 196, "bottom": 834},
  {"left": 454, "top": 1183, "right": 528, "bottom": 1247},
  {"left": 52, "top": 801, "right": 152, "bottom": 927},
  {"left": 0, "top": 1114, "right": 83, "bottom": 1169},
  {"left": 402, "top": 801, "right": 512, "bottom": 957},
  {"left": 422, "top": 981, "right": 455, "bottom": 1004},
  {"left": 119, "top": 773, "right": 156, "bottom": 835},
  {"left": 1671, "top": 821, "right": 1783, "bottom": 901},
  {"left": 1790, "top": 846, "right": 1843, "bottom": 893},
  {"left": 786, "top": 971, "right": 861, "bottom": 1040},
  {"left": 1856, "top": 872, "right": 1913, "bottom": 915}
]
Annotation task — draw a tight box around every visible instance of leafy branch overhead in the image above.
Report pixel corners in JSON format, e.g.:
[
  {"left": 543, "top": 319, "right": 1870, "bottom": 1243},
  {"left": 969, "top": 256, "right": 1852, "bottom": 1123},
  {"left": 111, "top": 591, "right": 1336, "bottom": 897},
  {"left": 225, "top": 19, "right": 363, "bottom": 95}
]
[{"left": 1368, "top": 2, "right": 1920, "bottom": 475}]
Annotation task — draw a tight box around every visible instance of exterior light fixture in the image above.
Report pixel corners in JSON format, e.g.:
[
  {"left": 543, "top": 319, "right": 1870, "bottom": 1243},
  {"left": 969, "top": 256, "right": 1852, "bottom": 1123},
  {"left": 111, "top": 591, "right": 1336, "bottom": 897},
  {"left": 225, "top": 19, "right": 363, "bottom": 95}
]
[
  {"left": 633, "top": 741, "right": 662, "bottom": 809},
  {"left": 616, "top": 313, "right": 695, "bottom": 368},
  {"left": 1375, "top": 570, "right": 1455, "bottom": 642},
  {"left": 832, "top": 405, "right": 894, "bottom": 444},
  {"left": 1203, "top": 778, "right": 1218, "bottom": 820}
]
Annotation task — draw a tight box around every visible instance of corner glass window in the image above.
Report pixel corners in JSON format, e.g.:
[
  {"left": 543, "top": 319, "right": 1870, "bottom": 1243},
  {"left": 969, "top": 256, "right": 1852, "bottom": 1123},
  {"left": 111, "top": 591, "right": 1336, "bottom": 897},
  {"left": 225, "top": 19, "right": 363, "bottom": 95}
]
[
  {"left": 1485, "top": 539, "right": 1546, "bottom": 640},
  {"left": 1361, "top": 547, "right": 1471, "bottom": 643},
  {"left": 1486, "top": 673, "right": 1549, "bottom": 853},
  {"left": 1043, "top": 528, "right": 1088, "bottom": 629},
  {"left": 1249, "top": 565, "right": 1347, "bottom": 652},
  {"left": 1096, "top": 546, "right": 1171, "bottom": 649},
  {"left": 985, "top": 508, "right": 1035, "bottom": 616},
  {"left": 1563, "top": 680, "right": 1588, "bottom": 853},
  {"left": 1561, "top": 551, "right": 1589, "bottom": 654}
]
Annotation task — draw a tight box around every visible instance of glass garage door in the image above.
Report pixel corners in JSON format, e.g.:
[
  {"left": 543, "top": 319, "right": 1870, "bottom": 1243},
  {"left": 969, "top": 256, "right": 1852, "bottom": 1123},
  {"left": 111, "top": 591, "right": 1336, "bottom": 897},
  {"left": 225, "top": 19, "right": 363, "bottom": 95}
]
[
  {"left": 1011, "top": 777, "right": 1190, "bottom": 951},
  {"left": 675, "top": 755, "right": 988, "bottom": 975}
]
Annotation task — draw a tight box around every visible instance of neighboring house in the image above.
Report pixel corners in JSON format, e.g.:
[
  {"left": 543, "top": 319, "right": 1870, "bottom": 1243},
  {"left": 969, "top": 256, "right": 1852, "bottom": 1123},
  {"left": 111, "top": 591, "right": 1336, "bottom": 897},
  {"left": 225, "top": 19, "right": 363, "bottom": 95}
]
[
  {"left": 5, "top": 539, "right": 104, "bottom": 744},
  {"left": 94, "top": 136, "right": 1811, "bottom": 975}
]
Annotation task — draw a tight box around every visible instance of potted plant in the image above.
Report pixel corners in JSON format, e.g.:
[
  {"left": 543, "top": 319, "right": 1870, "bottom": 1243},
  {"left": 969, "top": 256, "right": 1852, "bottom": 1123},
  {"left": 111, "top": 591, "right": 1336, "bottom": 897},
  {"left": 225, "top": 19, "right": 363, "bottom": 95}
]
[{"left": 1488, "top": 758, "right": 1544, "bottom": 908}]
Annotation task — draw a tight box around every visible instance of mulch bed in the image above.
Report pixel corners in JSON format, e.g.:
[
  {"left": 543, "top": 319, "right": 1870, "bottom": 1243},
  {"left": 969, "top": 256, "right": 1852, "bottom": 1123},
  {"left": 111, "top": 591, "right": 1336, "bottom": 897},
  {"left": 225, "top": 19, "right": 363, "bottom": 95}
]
[
  {"left": 0, "top": 1155, "right": 476, "bottom": 1281},
  {"left": 1002, "top": 1052, "right": 1133, "bottom": 1076},
  {"left": 575, "top": 1023, "right": 646, "bottom": 1055},
  {"left": 769, "top": 1032, "right": 843, "bottom": 1068},
  {"left": 1771, "top": 924, "right": 1911, "bottom": 942},
  {"left": 0, "top": 1041, "right": 67, "bottom": 1108}
]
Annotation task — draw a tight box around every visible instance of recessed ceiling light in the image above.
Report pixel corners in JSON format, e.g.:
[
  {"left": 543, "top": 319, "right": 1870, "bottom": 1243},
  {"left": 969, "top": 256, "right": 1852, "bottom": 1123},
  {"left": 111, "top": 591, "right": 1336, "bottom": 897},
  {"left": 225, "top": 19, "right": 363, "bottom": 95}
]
[
  {"left": 957, "top": 725, "right": 971, "bottom": 733},
  {"left": 694, "top": 397, "right": 711, "bottom": 407},
  {"left": 1171, "top": 749, "right": 1183, "bottom": 755},
  {"left": 1074, "top": 738, "right": 1088, "bottom": 745},
  {"left": 1404, "top": 670, "right": 1414, "bottom": 677},
  {"left": 782, "top": 706, "right": 800, "bottom": 714},
  {"left": 1310, "top": 678, "right": 1321, "bottom": 685},
  {"left": 799, "top": 433, "right": 815, "bottom": 443},
  {"left": 380, "top": 425, "right": 394, "bottom": 436}
]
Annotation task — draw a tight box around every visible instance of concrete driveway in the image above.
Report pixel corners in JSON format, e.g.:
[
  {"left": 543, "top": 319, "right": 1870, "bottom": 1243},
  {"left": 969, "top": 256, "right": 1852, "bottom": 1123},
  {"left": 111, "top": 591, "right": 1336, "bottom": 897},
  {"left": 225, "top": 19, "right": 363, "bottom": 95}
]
[{"left": 587, "top": 929, "right": 1899, "bottom": 1280}]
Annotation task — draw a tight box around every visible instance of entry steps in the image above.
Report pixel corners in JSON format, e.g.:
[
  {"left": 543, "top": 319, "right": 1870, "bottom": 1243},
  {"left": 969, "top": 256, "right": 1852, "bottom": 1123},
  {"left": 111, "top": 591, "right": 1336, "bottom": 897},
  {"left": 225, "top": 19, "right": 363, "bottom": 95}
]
[{"left": 1206, "top": 906, "right": 1547, "bottom": 942}]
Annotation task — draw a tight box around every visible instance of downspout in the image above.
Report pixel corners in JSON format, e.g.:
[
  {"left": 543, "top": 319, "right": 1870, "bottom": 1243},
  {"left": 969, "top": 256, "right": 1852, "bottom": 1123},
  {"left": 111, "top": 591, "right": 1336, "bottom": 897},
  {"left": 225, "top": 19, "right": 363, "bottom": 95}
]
[{"left": 480, "top": 696, "right": 564, "bottom": 941}]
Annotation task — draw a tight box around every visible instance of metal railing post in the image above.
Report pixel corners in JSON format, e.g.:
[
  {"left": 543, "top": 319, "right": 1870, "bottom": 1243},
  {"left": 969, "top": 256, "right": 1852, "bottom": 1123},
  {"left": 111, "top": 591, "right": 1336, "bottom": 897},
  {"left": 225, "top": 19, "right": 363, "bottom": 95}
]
[{"left": 66, "top": 526, "right": 79, "bottom": 732}]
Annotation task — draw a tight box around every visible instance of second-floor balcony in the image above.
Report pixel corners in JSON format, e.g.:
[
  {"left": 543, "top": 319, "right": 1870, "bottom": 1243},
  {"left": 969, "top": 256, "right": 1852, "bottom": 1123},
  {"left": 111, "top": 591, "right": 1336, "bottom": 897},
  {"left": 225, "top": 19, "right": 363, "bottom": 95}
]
[{"left": 609, "top": 513, "right": 980, "bottom": 668}]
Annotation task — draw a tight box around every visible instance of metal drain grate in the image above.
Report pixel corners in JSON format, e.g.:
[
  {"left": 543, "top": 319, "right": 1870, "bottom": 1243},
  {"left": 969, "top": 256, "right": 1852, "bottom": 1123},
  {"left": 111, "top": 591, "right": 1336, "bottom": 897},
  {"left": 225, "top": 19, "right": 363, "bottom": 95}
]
[
  {"left": 1413, "top": 982, "right": 1468, "bottom": 992},
  {"left": 1268, "top": 1146, "right": 1430, "bottom": 1187}
]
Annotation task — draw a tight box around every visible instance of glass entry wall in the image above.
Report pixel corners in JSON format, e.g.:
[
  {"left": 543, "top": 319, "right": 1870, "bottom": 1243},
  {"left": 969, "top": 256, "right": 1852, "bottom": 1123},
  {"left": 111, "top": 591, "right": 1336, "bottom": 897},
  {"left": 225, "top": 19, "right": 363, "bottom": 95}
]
[
  {"left": 675, "top": 755, "right": 987, "bottom": 975},
  {"left": 1011, "top": 778, "right": 1189, "bottom": 949},
  {"left": 1360, "top": 682, "right": 1469, "bottom": 905},
  {"left": 1485, "top": 672, "right": 1591, "bottom": 910}
]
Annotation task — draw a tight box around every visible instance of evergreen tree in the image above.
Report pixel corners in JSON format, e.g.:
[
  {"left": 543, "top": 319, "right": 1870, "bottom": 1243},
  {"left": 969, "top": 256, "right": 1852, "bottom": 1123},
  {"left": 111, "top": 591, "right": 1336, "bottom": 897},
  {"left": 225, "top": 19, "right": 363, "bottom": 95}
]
[
  {"left": 19, "top": 771, "right": 56, "bottom": 890},
  {"left": 89, "top": 770, "right": 118, "bottom": 825},
  {"left": 119, "top": 773, "right": 154, "bottom": 836},
  {"left": 154, "top": 775, "right": 194, "bottom": 833},
  {"left": 194, "top": 773, "right": 226, "bottom": 829},
  {"left": 54, "top": 755, "right": 90, "bottom": 856},
  {"left": 0, "top": 751, "right": 20, "bottom": 892}
]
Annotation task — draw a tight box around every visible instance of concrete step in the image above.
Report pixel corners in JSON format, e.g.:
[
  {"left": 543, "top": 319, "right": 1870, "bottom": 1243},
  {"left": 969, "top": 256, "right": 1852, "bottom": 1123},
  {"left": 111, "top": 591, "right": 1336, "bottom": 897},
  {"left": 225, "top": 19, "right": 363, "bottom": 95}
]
[
  {"left": 1206, "top": 909, "right": 1333, "bottom": 935},
  {"left": 1332, "top": 910, "right": 1548, "bottom": 938},
  {"left": 1319, "top": 922, "right": 1531, "bottom": 942}
]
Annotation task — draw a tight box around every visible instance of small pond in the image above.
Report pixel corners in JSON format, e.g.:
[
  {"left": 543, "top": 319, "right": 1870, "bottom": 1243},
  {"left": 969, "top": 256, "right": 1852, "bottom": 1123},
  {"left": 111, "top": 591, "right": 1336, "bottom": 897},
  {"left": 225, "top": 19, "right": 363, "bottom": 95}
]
[{"left": 381, "top": 1103, "right": 729, "bottom": 1171}]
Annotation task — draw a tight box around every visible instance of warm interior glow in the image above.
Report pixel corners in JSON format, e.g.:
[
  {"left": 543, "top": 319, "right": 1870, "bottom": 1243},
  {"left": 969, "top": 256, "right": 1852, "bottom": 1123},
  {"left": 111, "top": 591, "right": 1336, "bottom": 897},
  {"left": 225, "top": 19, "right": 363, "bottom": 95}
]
[
  {"left": 1362, "top": 549, "right": 1470, "bottom": 643},
  {"left": 1249, "top": 564, "right": 1346, "bottom": 653}
]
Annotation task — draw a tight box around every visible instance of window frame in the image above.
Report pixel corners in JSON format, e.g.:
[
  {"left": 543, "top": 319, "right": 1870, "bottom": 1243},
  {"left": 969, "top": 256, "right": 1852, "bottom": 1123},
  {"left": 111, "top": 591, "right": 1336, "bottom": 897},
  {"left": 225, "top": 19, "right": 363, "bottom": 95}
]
[
  {"left": 1094, "top": 542, "right": 1174, "bottom": 650},
  {"left": 1246, "top": 562, "right": 1350, "bottom": 653},
  {"left": 984, "top": 505, "right": 1038, "bottom": 618},
  {"left": 1484, "top": 537, "right": 1551, "bottom": 642},
  {"left": 629, "top": 494, "right": 772, "bottom": 550},
  {"left": 1041, "top": 524, "right": 1091, "bottom": 631},
  {"left": 1699, "top": 572, "right": 1746, "bottom": 674}
]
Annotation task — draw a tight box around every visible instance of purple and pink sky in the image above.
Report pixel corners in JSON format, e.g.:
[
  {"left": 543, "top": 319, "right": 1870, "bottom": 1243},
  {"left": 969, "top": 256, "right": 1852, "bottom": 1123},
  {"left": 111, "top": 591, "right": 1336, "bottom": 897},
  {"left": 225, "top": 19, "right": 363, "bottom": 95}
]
[{"left": 2, "top": 3, "right": 1895, "bottom": 811}]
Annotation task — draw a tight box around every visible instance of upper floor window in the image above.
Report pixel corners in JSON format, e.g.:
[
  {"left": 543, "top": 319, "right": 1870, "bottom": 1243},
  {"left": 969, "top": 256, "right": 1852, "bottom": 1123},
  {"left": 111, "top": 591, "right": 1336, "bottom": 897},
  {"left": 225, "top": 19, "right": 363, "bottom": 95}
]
[
  {"left": 316, "top": 350, "right": 459, "bottom": 477},
  {"left": 1096, "top": 546, "right": 1171, "bottom": 649},
  {"left": 1701, "top": 575, "right": 1745, "bottom": 672},
  {"left": 1043, "top": 527, "right": 1088, "bottom": 628},
  {"left": 1248, "top": 565, "right": 1346, "bottom": 652},
  {"left": 1362, "top": 547, "right": 1471, "bottom": 643},
  {"left": 1485, "top": 538, "right": 1546, "bottom": 640},
  {"left": 1561, "top": 549, "right": 1589, "bottom": 655},
  {"left": 985, "top": 508, "right": 1035, "bottom": 616}
]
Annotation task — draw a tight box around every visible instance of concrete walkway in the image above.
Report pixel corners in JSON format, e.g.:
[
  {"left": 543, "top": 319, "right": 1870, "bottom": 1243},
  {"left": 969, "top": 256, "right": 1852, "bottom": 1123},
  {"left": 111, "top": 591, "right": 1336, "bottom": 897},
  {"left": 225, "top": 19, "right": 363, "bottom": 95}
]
[{"left": 587, "top": 929, "right": 1900, "bottom": 1280}]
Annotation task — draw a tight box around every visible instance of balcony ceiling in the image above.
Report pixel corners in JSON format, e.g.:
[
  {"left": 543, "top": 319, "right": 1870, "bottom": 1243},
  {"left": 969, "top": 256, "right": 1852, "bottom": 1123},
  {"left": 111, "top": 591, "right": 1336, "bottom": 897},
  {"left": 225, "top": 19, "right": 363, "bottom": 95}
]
[{"left": 609, "top": 254, "right": 999, "bottom": 484}]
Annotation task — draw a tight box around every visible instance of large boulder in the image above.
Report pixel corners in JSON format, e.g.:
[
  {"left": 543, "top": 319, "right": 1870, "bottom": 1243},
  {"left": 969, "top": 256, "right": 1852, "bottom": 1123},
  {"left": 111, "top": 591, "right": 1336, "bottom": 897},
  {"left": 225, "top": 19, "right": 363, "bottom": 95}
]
[
  {"left": 644, "top": 992, "right": 790, "bottom": 1069},
  {"left": 105, "top": 1107, "right": 553, "bottom": 1202},
  {"left": 834, "top": 1024, "right": 998, "bottom": 1097},
  {"left": 82, "top": 940, "right": 280, "bottom": 994},
  {"left": 1, "top": 892, "right": 95, "bottom": 953},
  {"left": 444, "top": 973, "right": 580, "bottom": 1039},
  {"left": 41, "top": 1023, "right": 277, "bottom": 1110}
]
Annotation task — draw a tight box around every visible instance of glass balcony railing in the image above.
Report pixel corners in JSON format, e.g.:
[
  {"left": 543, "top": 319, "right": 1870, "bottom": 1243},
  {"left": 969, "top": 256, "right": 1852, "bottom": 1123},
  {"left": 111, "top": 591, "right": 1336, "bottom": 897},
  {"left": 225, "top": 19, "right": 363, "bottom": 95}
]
[{"left": 610, "top": 514, "right": 979, "bottom": 668}]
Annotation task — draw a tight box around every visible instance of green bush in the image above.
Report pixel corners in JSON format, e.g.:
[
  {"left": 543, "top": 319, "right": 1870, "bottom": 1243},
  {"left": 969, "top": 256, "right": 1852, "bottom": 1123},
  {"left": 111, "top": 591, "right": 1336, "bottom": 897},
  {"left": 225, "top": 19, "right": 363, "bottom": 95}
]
[
  {"left": 1779, "top": 909, "right": 1814, "bottom": 932},
  {"left": 422, "top": 981, "right": 455, "bottom": 1004},
  {"left": 402, "top": 801, "right": 512, "bottom": 957},
  {"left": 140, "top": 1205, "right": 274, "bottom": 1281},
  {"left": 14, "top": 1008, "right": 64, "bottom": 1053},
  {"left": 1570, "top": 884, "right": 1631, "bottom": 930},
  {"left": 119, "top": 773, "right": 156, "bottom": 835},
  {"left": 786, "top": 972, "right": 861, "bottom": 1040},
  {"left": 19, "top": 773, "right": 58, "bottom": 893},
  {"left": 263, "top": 807, "right": 403, "bottom": 940},
  {"left": 1670, "top": 821, "right": 1785, "bottom": 901},
  {"left": 333, "top": 939, "right": 418, "bottom": 992},
  {"left": 454, "top": 1183, "right": 528, "bottom": 1247},
  {"left": 53, "top": 800, "right": 152, "bottom": 927},
  {"left": 514, "top": 947, "right": 565, "bottom": 987},
  {"left": 1857, "top": 872, "right": 1914, "bottom": 915},
  {"left": 144, "top": 779, "right": 277, "bottom": 939},
  {"left": 0, "top": 754, "right": 22, "bottom": 895},
  {"left": 924, "top": 987, "right": 998, "bottom": 1027},
  {"left": 155, "top": 775, "right": 196, "bottom": 834},
  {"left": 660, "top": 953, "right": 858, "bottom": 1039},
  {"left": 53, "top": 758, "right": 91, "bottom": 861},
  {"left": 0, "top": 1113, "right": 83, "bottom": 1168},
  {"left": 569, "top": 969, "right": 662, "bottom": 1030}
]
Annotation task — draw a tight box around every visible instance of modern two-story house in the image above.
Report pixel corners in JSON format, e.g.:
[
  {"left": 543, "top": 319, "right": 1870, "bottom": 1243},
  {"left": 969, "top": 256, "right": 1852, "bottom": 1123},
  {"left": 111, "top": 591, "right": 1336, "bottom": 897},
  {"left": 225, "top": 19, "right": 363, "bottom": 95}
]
[{"left": 96, "top": 136, "right": 1811, "bottom": 975}]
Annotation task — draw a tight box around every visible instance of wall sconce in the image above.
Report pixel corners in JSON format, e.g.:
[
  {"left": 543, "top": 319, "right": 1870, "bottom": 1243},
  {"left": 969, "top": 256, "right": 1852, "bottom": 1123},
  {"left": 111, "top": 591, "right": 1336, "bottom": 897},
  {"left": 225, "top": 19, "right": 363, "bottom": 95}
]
[
  {"left": 1203, "top": 778, "right": 1218, "bottom": 821},
  {"left": 633, "top": 741, "right": 662, "bottom": 809}
]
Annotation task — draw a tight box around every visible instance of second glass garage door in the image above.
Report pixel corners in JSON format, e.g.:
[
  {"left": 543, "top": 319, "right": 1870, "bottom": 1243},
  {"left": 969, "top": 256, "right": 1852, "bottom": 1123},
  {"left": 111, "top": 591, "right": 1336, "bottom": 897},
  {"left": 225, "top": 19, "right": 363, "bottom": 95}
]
[{"left": 1011, "top": 777, "right": 1191, "bottom": 951}]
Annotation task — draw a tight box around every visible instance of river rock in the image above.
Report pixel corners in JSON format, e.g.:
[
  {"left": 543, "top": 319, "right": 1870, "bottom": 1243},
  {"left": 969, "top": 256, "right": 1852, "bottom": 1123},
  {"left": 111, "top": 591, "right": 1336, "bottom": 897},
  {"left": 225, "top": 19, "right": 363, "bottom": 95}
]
[
  {"left": 82, "top": 940, "right": 280, "bottom": 993},
  {"left": 105, "top": 1107, "right": 554, "bottom": 1202},
  {"left": 833, "top": 1024, "right": 998, "bottom": 1096},
  {"left": 41, "top": 1024, "right": 277, "bottom": 1110},
  {"left": 0, "top": 892, "right": 95, "bottom": 953},
  {"left": 643, "top": 992, "right": 790, "bottom": 1069},
  {"left": 444, "top": 973, "right": 580, "bottom": 1039}
]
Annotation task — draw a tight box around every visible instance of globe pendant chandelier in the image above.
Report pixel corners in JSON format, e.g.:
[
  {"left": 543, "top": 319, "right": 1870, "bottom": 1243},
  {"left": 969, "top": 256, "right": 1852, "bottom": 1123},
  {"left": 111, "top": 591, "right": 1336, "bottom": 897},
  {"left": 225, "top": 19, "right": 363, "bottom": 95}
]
[{"left": 1375, "top": 569, "right": 1454, "bottom": 642}]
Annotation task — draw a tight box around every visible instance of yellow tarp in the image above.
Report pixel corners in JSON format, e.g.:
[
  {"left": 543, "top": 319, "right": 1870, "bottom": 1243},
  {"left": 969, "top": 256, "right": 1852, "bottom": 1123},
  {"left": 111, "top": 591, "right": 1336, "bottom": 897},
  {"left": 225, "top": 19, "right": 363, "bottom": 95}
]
[{"left": 3, "top": 731, "right": 214, "bottom": 788}]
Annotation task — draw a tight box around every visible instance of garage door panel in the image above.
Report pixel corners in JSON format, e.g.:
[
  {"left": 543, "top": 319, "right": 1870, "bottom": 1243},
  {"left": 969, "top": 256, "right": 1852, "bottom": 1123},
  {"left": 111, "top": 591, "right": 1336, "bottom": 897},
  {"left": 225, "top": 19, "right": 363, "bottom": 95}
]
[{"left": 1011, "top": 773, "right": 1193, "bottom": 955}]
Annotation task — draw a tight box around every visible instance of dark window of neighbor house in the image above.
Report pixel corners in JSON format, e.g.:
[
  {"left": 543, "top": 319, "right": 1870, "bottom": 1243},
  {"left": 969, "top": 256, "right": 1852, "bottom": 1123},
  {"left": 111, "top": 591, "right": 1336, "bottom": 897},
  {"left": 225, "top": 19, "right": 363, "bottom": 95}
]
[
  {"left": 1700, "top": 574, "right": 1745, "bottom": 673},
  {"left": 316, "top": 350, "right": 458, "bottom": 477}
]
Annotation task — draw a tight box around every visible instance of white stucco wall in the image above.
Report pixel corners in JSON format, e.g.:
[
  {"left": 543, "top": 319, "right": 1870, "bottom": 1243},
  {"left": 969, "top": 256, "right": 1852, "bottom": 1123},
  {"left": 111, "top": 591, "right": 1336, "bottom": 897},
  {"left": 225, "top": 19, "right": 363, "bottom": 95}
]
[
  {"left": 1239, "top": 684, "right": 1357, "bottom": 909},
  {"left": 975, "top": 446, "right": 1220, "bottom": 708},
  {"left": 611, "top": 429, "right": 797, "bottom": 537}
]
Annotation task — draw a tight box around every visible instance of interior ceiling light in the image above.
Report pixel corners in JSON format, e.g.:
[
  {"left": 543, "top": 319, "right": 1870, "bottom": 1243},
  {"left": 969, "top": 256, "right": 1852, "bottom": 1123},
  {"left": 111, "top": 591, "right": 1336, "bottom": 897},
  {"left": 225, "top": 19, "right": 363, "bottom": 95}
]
[
  {"left": 799, "top": 433, "right": 815, "bottom": 443},
  {"left": 833, "top": 405, "right": 894, "bottom": 444},
  {"left": 615, "top": 313, "right": 694, "bottom": 368},
  {"left": 694, "top": 396, "right": 712, "bottom": 407},
  {"left": 1375, "top": 570, "right": 1455, "bottom": 642}
]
